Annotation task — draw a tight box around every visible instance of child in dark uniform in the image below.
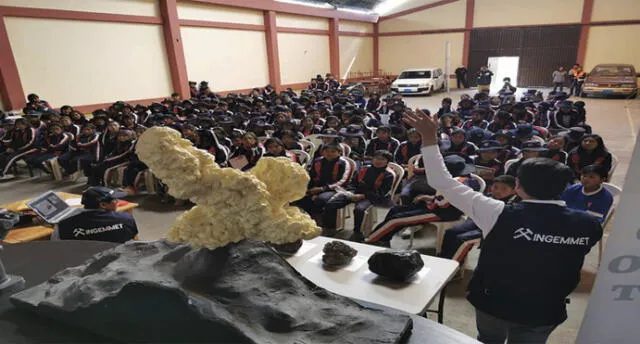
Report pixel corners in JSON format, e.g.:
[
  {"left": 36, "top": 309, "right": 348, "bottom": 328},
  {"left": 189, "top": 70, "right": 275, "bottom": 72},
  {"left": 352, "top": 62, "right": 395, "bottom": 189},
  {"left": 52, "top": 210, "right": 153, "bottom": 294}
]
[
  {"left": 87, "top": 129, "right": 136, "bottom": 187},
  {"left": 567, "top": 134, "right": 612, "bottom": 179},
  {"left": 445, "top": 128, "right": 477, "bottom": 156},
  {"left": 473, "top": 140, "right": 505, "bottom": 192},
  {"left": 229, "top": 132, "right": 262, "bottom": 171},
  {"left": 394, "top": 128, "right": 422, "bottom": 165},
  {"left": 25, "top": 122, "right": 69, "bottom": 172},
  {"left": 545, "top": 135, "right": 569, "bottom": 164},
  {"left": 506, "top": 141, "right": 548, "bottom": 177},
  {"left": 263, "top": 138, "right": 297, "bottom": 163},
  {"left": 296, "top": 143, "right": 352, "bottom": 236},
  {"left": 365, "top": 126, "right": 399, "bottom": 161}
]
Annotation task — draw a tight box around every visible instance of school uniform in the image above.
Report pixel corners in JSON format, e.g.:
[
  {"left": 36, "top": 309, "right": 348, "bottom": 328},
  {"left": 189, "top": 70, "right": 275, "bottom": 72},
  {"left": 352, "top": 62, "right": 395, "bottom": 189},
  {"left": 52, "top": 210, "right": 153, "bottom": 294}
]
[
  {"left": 567, "top": 148, "right": 612, "bottom": 178},
  {"left": 263, "top": 150, "right": 297, "bottom": 163},
  {"left": 551, "top": 109, "right": 583, "bottom": 130},
  {"left": 462, "top": 119, "right": 489, "bottom": 131},
  {"left": 496, "top": 146, "right": 520, "bottom": 164},
  {"left": 191, "top": 132, "right": 228, "bottom": 165},
  {"left": 487, "top": 120, "right": 517, "bottom": 132},
  {"left": 561, "top": 184, "right": 613, "bottom": 223},
  {"left": 63, "top": 124, "right": 81, "bottom": 139},
  {"left": 445, "top": 142, "right": 477, "bottom": 157},
  {"left": 87, "top": 139, "right": 135, "bottom": 186},
  {"left": 0, "top": 127, "right": 38, "bottom": 177},
  {"left": 388, "top": 111, "right": 404, "bottom": 126},
  {"left": 296, "top": 157, "right": 352, "bottom": 225},
  {"left": 25, "top": 132, "right": 70, "bottom": 171},
  {"left": 365, "top": 98, "right": 382, "bottom": 113},
  {"left": 229, "top": 146, "right": 262, "bottom": 171},
  {"left": 421, "top": 145, "right": 602, "bottom": 341},
  {"left": 366, "top": 175, "right": 480, "bottom": 243},
  {"left": 545, "top": 149, "right": 568, "bottom": 164},
  {"left": 473, "top": 157, "right": 504, "bottom": 191},
  {"left": 58, "top": 133, "right": 100, "bottom": 175},
  {"left": 323, "top": 165, "right": 394, "bottom": 232},
  {"left": 365, "top": 137, "right": 400, "bottom": 158},
  {"left": 533, "top": 109, "right": 551, "bottom": 128},
  {"left": 99, "top": 132, "right": 119, "bottom": 160},
  {"left": 394, "top": 141, "right": 422, "bottom": 165},
  {"left": 436, "top": 106, "right": 453, "bottom": 118}
]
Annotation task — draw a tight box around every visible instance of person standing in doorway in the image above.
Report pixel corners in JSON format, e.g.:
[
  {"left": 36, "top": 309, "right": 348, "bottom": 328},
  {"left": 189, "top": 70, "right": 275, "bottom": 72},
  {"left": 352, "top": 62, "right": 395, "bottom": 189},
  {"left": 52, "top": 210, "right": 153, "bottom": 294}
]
[
  {"left": 552, "top": 66, "right": 568, "bottom": 93},
  {"left": 455, "top": 65, "right": 469, "bottom": 89},
  {"left": 476, "top": 66, "right": 493, "bottom": 94}
]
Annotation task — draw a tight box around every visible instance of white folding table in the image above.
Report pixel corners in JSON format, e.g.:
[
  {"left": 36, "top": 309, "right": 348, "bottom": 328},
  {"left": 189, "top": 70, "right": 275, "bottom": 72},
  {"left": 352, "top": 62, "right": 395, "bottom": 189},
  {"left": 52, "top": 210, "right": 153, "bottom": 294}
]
[{"left": 285, "top": 236, "right": 459, "bottom": 320}]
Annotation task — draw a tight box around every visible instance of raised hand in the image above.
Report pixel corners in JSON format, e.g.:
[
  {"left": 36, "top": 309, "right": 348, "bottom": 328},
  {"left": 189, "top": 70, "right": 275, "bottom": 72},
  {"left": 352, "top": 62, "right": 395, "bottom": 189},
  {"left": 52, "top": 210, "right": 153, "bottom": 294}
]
[{"left": 402, "top": 108, "right": 439, "bottom": 146}]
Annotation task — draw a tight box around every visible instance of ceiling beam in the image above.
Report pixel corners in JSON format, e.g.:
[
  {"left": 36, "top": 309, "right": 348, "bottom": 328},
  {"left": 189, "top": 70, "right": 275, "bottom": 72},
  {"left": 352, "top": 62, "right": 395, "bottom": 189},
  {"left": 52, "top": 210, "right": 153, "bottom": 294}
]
[
  {"left": 378, "top": 0, "right": 459, "bottom": 22},
  {"left": 184, "top": 0, "right": 378, "bottom": 23}
]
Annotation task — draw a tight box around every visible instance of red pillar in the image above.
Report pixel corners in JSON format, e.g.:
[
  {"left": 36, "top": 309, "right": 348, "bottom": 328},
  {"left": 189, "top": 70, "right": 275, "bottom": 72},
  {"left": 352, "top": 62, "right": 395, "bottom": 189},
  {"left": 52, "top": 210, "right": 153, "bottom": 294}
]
[
  {"left": 0, "top": 15, "right": 25, "bottom": 111},
  {"left": 373, "top": 22, "right": 379, "bottom": 76},
  {"left": 576, "top": 0, "right": 594, "bottom": 66},
  {"left": 329, "top": 17, "right": 340, "bottom": 78},
  {"left": 264, "top": 10, "right": 281, "bottom": 91},
  {"left": 462, "top": 0, "right": 475, "bottom": 68},
  {"left": 159, "top": 0, "right": 189, "bottom": 98}
]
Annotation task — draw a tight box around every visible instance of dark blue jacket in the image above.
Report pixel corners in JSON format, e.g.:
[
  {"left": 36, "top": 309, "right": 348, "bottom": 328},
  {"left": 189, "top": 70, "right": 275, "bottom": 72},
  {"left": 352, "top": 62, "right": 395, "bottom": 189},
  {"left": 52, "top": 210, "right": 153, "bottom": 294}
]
[{"left": 57, "top": 209, "right": 138, "bottom": 243}]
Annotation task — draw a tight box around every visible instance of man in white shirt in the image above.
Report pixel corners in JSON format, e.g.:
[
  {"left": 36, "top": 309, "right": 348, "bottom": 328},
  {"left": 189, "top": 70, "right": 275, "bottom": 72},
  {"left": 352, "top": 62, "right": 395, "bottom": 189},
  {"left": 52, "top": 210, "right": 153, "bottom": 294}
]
[{"left": 403, "top": 109, "right": 602, "bottom": 344}]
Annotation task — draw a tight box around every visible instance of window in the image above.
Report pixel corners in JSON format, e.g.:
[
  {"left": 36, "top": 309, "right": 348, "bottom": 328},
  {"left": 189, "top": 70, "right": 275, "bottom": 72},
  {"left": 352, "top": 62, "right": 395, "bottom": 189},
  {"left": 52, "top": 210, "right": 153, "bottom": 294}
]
[
  {"left": 399, "top": 71, "right": 431, "bottom": 79},
  {"left": 590, "top": 66, "right": 634, "bottom": 77}
]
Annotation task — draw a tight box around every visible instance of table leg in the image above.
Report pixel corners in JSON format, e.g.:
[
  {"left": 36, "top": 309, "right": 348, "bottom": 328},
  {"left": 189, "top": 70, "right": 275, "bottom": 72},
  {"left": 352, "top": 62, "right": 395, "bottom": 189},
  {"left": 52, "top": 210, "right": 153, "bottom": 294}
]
[{"left": 425, "top": 283, "right": 448, "bottom": 324}]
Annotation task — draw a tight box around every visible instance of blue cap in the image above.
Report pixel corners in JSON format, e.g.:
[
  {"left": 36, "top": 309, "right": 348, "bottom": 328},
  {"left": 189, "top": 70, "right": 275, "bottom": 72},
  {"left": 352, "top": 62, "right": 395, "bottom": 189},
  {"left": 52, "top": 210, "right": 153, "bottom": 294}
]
[
  {"left": 477, "top": 140, "right": 503, "bottom": 151},
  {"left": 521, "top": 140, "right": 548, "bottom": 152}
]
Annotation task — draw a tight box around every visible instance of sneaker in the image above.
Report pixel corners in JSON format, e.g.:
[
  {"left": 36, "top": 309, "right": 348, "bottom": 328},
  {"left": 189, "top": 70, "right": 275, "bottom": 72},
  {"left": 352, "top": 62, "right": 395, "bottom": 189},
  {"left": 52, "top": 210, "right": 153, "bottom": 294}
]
[
  {"left": 349, "top": 231, "right": 365, "bottom": 243},
  {"left": 400, "top": 228, "right": 413, "bottom": 239},
  {"left": 0, "top": 174, "right": 16, "bottom": 181}
]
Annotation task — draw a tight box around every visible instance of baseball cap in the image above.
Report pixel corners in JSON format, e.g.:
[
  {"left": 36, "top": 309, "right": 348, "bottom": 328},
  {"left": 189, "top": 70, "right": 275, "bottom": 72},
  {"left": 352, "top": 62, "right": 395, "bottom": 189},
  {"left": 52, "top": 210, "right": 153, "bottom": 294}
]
[{"left": 81, "top": 187, "right": 127, "bottom": 209}]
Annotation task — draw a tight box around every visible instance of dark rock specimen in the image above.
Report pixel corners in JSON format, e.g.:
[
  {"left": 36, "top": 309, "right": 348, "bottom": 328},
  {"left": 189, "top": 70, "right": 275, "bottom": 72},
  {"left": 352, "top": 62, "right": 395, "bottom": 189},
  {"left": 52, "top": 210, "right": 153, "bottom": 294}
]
[
  {"left": 368, "top": 249, "right": 425, "bottom": 282},
  {"left": 11, "top": 240, "right": 412, "bottom": 343},
  {"left": 322, "top": 240, "right": 358, "bottom": 266},
  {"left": 269, "top": 239, "right": 303, "bottom": 255}
]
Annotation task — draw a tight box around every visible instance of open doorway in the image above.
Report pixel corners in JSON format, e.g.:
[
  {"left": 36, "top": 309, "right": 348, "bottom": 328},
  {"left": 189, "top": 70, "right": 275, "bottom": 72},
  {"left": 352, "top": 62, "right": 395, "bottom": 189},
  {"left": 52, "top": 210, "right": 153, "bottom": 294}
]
[{"left": 487, "top": 56, "right": 519, "bottom": 92}]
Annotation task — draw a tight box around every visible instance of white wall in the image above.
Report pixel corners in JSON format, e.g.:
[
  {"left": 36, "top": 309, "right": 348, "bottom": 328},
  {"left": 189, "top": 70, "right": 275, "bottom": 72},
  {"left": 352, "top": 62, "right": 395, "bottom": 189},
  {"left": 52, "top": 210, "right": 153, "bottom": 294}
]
[
  {"left": 278, "top": 33, "right": 330, "bottom": 85},
  {"left": 4, "top": 17, "right": 172, "bottom": 107}
]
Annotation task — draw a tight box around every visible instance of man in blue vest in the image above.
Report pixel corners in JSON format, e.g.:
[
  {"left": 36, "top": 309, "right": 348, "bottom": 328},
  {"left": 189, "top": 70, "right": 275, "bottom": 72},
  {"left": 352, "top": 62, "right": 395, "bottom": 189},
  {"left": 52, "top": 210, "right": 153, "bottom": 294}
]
[
  {"left": 53, "top": 187, "right": 139, "bottom": 243},
  {"left": 404, "top": 109, "right": 602, "bottom": 344}
]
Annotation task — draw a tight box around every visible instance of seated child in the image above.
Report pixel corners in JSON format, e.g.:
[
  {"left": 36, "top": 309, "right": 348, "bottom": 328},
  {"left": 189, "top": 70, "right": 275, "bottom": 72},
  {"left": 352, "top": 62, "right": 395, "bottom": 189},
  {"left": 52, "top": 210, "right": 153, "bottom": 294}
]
[
  {"left": 313, "top": 128, "right": 343, "bottom": 160},
  {"left": 58, "top": 123, "right": 100, "bottom": 178},
  {"left": 438, "top": 113, "right": 456, "bottom": 136},
  {"left": 228, "top": 132, "right": 262, "bottom": 171},
  {"left": 281, "top": 130, "right": 303, "bottom": 151},
  {"left": 87, "top": 129, "right": 136, "bottom": 187},
  {"left": 263, "top": 138, "right": 297, "bottom": 162},
  {"left": 473, "top": 140, "right": 505, "bottom": 191},
  {"left": 394, "top": 128, "right": 422, "bottom": 165},
  {"left": 567, "top": 134, "right": 612, "bottom": 179},
  {"left": 462, "top": 109, "right": 490, "bottom": 131},
  {"left": 561, "top": 164, "right": 613, "bottom": 223},
  {"left": 340, "top": 125, "right": 366, "bottom": 161},
  {"left": 25, "top": 122, "right": 70, "bottom": 172},
  {"left": 545, "top": 135, "right": 568, "bottom": 164},
  {"left": 365, "top": 126, "right": 399, "bottom": 160},
  {"left": 323, "top": 150, "right": 395, "bottom": 242},
  {"left": 492, "top": 130, "right": 520, "bottom": 163},
  {"left": 365, "top": 155, "right": 481, "bottom": 246},
  {"left": 295, "top": 143, "right": 352, "bottom": 235},
  {"left": 444, "top": 128, "right": 477, "bottom": 157},
  {"left": 0, "top": 118, "right": 38, "bottom": 180},
  {"left": 505, "top": 141, "right": 548, "bottom": 177},
  {"left": 440, "top": 175, "right": 520, "bottom": 259}
]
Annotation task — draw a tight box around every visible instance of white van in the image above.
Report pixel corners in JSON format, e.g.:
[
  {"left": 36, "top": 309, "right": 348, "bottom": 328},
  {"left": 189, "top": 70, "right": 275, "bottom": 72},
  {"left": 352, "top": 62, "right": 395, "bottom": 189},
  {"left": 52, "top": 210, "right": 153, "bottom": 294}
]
[{"left": 390, "top": 68, "right": 446, "bottom": 95}]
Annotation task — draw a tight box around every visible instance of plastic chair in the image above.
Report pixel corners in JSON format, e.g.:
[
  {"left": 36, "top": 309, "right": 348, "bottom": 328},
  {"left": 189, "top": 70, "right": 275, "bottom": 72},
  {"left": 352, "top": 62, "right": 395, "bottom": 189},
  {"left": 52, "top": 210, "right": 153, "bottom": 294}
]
[
  {"left": 609, "top": 153, "right": 618, "bottom": 181},
  {"left": 304, "top": 134, "right": 323, "bottom": 151},
  {"left": 598, "top": 183, "right": 622, "bottom": 266},
  {"left": 299, "top": 139, "right": 316, "bottom": 157},
  {"left": 531, "top": 135, "right": 546, "bottom": 145},
  {"left": 470, "top": 173, "right": 486, "bottom": 194},
  {"left": 48, "top": 157, "right": 64, "bottom": 181},
  {"left": 104, "top": 162, "right": 130, "bottom": 187},
  {"left": 340, "top": 143, "right": 351, "bottom": 157},
  {"left": 289, "top": 149, "right": 310, "bottom": 166},
  {"left": 335, "top": 157, "right": 358, "bottom": 231},
  {"left": 504, "top": 158, "right": 519, "bottom": 174}
]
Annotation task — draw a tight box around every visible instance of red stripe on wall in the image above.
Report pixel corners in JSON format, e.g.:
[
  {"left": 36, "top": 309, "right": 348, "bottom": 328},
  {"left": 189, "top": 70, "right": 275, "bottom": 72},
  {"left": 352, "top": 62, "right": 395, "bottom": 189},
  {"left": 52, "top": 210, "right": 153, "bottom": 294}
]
[
  {"left": 462, "top": 0, "right": 474, "bottom": 67},
  {"left": 373, "top": 23, "right": 379, "bottom": 76},
  {"left": 180, "top": 19, "right": 264, "bottom": 31},
  {"left": 277, "top": 27, "right": 328, "bottom": 35},
  {"left": 0, "top": 6, "right": 162, "bottom": 25},
  {"left": 264, "top": 10, "right": 281, "bottom": 91},
  {"left": 159, "top": 0, "right": 189, "bottom": 98},
  {"left": 329, "top": 18, "right": 340, "bottom": 77}
]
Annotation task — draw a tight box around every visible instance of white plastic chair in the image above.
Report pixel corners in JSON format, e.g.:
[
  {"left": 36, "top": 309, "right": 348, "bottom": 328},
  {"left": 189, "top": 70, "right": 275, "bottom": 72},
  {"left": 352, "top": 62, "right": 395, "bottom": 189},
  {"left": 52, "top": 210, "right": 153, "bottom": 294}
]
[
  {"left": 598, "top": 183, "right": 622, "bottom": 266},
  {"left": 48, "top": 157, "right": 64, "bottom": 181},
  {"left": 335, "top": 157, "right": 358, "bottom": 232},
  {"left": 504, "top": 158, "right": 519, "bottom": 174},
  {"left": 299, "top": 139, "right": 316, "bottom": 157},
  {"left": 104, "top": 162, "right": 130, "bottom": 187},
  {"left": 289, "top": 149, "right": 310, "bottom": 166},
  {"left": 531, "top": 135, "right": 546, "bottom": 145},
  {"left": 340, "top": 143, "right": 352, "bottom": 157},
  {"left": 304, "top": 134, "right": 323, "bottom": 152},
  {"left": 406, "top": 154, "right": 422, "bottom": 181},
  {"left": 609, "top": 153, "right": 618, "bottom": 181}
]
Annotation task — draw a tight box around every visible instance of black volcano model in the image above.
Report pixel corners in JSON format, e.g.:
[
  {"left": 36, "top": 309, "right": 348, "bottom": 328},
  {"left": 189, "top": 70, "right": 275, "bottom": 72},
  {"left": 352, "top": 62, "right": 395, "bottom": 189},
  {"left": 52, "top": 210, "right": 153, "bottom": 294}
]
[{"left": 11, "top": 240, "right": 412, "bottom": 343}]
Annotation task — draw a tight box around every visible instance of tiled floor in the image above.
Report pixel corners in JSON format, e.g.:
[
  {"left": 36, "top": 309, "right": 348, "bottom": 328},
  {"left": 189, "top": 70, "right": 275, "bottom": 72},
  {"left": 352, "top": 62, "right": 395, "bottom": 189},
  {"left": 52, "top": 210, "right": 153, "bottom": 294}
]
[{"left": 1, "top": 88, "right": 638, "bottom": 343}]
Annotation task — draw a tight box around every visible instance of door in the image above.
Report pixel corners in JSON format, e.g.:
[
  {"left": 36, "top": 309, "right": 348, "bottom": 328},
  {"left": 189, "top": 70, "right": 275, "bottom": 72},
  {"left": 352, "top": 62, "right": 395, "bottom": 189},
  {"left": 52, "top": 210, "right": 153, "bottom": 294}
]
[{"left": 487, "top": 56, "right": 520, "bottom": 92}]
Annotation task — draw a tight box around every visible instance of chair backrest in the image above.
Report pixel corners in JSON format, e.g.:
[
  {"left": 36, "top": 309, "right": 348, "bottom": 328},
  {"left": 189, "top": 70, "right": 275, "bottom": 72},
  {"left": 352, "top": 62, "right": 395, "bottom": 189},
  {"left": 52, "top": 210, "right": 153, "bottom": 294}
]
[
  {"left": 602, "top": 182, "right": 622, "bottom": 227},
  {"left": 343, "top": 156, "right": 358, "bottom": 182},
  {"left": 299, "top": 139, "right": 316, "bottom": 156},
  {"left": 304, "top": 134, "right": 323, "bottom": 150},
  {"left": 609, "top": 153, "right": 619, "bottom": 180},
  {"left": 407, "top": 154, "right": 421, "bottom": 167},
  {"left": 531, "top": 135, "right": 546, "bottom": 145},
  {"left": 470, "top": 174, "right": 487, "bottom": 194},
  {"left": 504, "top": 158, "right": 519, "bottom": 174},
  {"left": 257, "top": 136, "right": 269, "bottom": 144},
  {"left": 289, "top": 149, "right": 310, "bottom": 166},
  {"left": 340, "top": 143, "right": 352, "bottom": 157},
  {"left": 386, "top": 162, "right": 405, "bottom": 197}
]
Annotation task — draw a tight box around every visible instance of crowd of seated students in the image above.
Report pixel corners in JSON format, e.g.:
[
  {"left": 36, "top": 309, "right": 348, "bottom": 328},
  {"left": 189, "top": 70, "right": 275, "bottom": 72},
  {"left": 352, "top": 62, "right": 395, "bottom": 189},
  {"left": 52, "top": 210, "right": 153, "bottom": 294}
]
[{"left": 0, "top": 77, "right": 616, "bottom": 250}]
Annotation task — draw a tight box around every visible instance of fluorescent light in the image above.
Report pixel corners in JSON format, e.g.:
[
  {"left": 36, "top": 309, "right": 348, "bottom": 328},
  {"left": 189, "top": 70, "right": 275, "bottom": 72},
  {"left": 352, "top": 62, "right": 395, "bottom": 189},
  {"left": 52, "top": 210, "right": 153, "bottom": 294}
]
[
  {"left": 374, "top": 0, "right": 410, "bottom": 15},
  {"left": 338, "top": 7, "right": 373, "bottom": 15},
  {"left": 276, "top": 0, "right": 335, "bottom": 9}
]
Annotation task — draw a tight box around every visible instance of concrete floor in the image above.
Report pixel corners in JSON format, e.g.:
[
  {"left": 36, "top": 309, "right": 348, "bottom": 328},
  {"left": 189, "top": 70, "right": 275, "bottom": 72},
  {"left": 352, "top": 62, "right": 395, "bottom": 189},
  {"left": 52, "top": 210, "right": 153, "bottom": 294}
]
[{"left": 1, "top": 88, "right": 638, "bottom": 343}]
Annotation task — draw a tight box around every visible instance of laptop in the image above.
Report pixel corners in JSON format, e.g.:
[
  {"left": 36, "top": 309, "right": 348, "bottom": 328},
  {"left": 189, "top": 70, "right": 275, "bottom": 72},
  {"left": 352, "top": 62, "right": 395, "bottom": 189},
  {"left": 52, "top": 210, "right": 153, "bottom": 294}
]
[{"left": 27, "top": 192, "right": 83, "bottom": 224}]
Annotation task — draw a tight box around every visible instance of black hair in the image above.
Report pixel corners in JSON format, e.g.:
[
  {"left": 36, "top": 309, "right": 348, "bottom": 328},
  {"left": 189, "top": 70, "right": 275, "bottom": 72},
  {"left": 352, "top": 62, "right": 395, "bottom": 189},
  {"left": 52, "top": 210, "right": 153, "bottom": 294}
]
[
  {"left": 377, "top": 125, "right": 391, "bottom": 134},
  {"left": 580, "top": 134, "right": 608, "bottom": 155},
  {"left": 27, "top": 93, "right": 38, "bottom": 102},
  {"left": 373, "top": 150, "right": 393, "bottom": 162},
  {"left": 82, "top": 123, "right": 96, "bottom": 130},
  {"left": 171, "top": 92, "right": 180, "bottom": 98},
  {"left": 549, "top": 135, "right": 568, "bottom": 150},
  {"left": 494, "top": 175, "right": 516, "bottom": 189},
  {"left": 518, "top": 158, "right": 574, "bottom": 200},
  {"left": 323, "top": 142, "right": 342, "bottom": 152},
  {"left": 264, "top": 137, "right": 285, "bottom": 149},
  {"left": 582, "top": 164, "right": 608, "bottom": 179},
  {"left": 442, "top": 97, "right": 452, "bottom": 104}
]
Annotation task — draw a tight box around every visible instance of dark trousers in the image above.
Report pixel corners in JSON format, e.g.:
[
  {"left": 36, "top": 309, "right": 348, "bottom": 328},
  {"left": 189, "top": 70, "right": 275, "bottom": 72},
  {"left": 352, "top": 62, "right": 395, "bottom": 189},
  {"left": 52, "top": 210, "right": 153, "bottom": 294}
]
[
  {"left": 552, "top": 82, "right": 564, "bottom": 93},
  {"left": 570, "top": 80, "right": 583, "bottom": 96},
  {"left": 0, "top": 149, "right": 37, "bottom": 176},
  {"left": 58, "top": 151, "right": 94, "bottom": 175},
  {"left": 366, "top": 204, "right": 442, "bottom": 243},
  {"left": 439, "top": 219, "right": 482, "bottom": 259},
  {"left": 123, "top": 161, "right": 148, "bottom": 188},
  {"left": 296, "top": 191, "right": 336, "bottom": 225},
  {"left": 87, "top": 159, "right": 128, "bottom": 186},
  {"left": 456, "top": 76, "right": 468, "bottom": 88},
  {"left": 476, "top": 309, "right": 556, "bottom": 344},
  {"left": 25, "top": 152, "right": 56, "bottom": 171},
  {"left": 324, "top": 195, "right": 391, "bottom": 232}
]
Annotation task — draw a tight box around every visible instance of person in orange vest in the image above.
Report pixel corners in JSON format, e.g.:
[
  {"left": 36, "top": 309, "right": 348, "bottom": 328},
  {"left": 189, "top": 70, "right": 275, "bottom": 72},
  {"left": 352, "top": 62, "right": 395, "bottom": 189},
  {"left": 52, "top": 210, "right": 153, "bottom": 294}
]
[{"left": 569, "top": 64, "right": 587, "bottom": 96}]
